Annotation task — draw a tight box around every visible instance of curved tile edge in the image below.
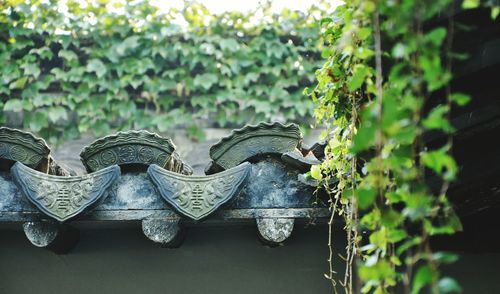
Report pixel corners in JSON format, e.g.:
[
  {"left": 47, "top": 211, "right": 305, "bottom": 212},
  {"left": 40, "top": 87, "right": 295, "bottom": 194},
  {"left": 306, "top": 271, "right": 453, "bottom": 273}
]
[
  {"left": 11, "top": 162, "right": 121, "bottom": 222},
  {"left": 148, "top": 162, "right": 251, "bottom": 221}
]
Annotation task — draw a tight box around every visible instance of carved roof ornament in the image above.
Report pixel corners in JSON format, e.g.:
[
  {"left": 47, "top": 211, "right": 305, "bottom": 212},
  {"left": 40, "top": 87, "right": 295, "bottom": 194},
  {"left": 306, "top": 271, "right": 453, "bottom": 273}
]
[
  {"left": 0, "top": 127, "right": 51, "bottom": 169},
  {"left": 80, "top": 130, "right": 191, "bottom": 174},
  {"left": 300, "top": 140, "right": 327, "bottom": 161},
  {"left": 148, "top": 162, "right": 251, "bottom": 221},
  {"left": 281, "top": 150, "right": 321, "bottom": 173},
  {"left": 208, "top": 122, "right": 302, "bottom": 172},
  {"left": 11, "top": 162, "right": 120, "bottom": 222}
]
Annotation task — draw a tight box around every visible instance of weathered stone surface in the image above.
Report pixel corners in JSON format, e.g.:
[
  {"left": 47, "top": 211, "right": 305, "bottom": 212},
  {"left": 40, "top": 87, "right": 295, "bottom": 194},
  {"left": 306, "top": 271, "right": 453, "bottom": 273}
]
[
  {"left": 22, "top": 221, "right": 80, "bottom": 253},
  {"left": 234, "top": 158, "right": 319, "bottom": 208},
  {"left": 99, "top": 172, "right": 168, "bottom": 210},
  {"left": 0, "top": 171, "right": 35, "bottom": 212},
  {"left": 80, "top": 130, "right": 178, "bottom": 173},
  {"left": 12, "top": 163, "right": 120, "bottom": 222},
  {"left": 209, "top": 122, "right": 302, "bottom": 170},
  {"left": 22, "top": 221, "right": 59, "bottom": 247},
  {"left": 256, "top": 217, "right": 294, "bottom": 244},
  {"left": 0, "top": 127, "right": 50, "bottom": 169},
  {"left": 1, "top": 159, "right": 325, "bottom": 223},
  {"left": 142, "top": 218, "right": 182, "bottom": 246},
  {"left": 148, "top": 162, "right": 251, "bottom": 220}
]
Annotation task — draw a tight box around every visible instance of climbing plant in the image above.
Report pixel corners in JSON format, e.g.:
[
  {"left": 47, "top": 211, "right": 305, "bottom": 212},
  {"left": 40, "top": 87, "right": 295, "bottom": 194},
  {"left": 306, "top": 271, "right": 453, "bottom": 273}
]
[
  {"left": 0, "top": 0, "right": 329, "bottom": 144},
  {"left": 307, "top": 0, "right": 498, "bottom": 293}
]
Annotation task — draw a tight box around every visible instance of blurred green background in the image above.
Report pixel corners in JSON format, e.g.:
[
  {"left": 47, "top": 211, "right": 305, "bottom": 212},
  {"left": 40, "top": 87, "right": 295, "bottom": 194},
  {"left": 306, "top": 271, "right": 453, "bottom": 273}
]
[{"left": 0, "top": 0, "right": 332, "bottom": 144}]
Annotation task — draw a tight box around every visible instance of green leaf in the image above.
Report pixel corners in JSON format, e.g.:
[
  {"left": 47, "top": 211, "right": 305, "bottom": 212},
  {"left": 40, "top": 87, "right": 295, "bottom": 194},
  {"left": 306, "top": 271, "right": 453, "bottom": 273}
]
[
  {"left": 310, "top": 164, "right": 322, "bottom": 180},
  {"left": 193, "top": 73, "right": 218, "bottom": 90},
  {"left": 450, "top": 93, "right": 470, "bottom": 106},
  {"left": 9, "top": 77, "right": 28, "bottom": 89},
  {"left": 438, "top": 277, "right": 462, "bottom": 293},
  {"left": 220, "top": 38, "right": 239, "bottom": 52},
  {"left": 356, "top": 187, "right": 377, "bottom": 210},
  {"left": 462, "top": 0, "right": 479, "bottom": 9},
  {"left": 116, "top": 36, "right": 140, "bottom": 56},
  {"left": 48, "top": 106, "right": 68, "bottom": 123},
  {"left": 58, "top": 49, "right": 78, "bottom": 62},
  {"left": 4, "top": 99, "right": 23, "bottom": 112},
  {"left": 421, "top": 149, "right": 458, "bottom": 180},
  {"left": 412, "top": 265, "right": 435, "bottom": 294},
  {"left": 492, "top": 6, "right": 500, "bottom": 19},
  {"left": 432, "top": 252, "right": 459, "bottom": 264},
  {"left": 422, "top": 105, "right": 453, "bottom": 132},
  {"left": 21, "top": 63, "right": 41, "bottom": 78},
  {"left": 425, "top": 28, "right": 447, "bottom": 46},
  {"left": 28, "top": 112, "right": 48, "bottom": 132},
  {"left": 86, "top": 59, "right": 107, "bottom": 78},
  {"left": 348, "top": 64, "right": 369, "bottom": 91}
]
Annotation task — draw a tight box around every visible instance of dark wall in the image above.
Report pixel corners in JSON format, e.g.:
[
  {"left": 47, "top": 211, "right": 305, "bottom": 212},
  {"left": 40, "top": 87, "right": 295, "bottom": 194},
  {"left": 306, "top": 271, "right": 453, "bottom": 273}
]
[
  {"left": 1, "top": 224, "right": 500, "bottom": 294},
  {"left": 0, "top": 225, "right": 335, "bottom": 294}
]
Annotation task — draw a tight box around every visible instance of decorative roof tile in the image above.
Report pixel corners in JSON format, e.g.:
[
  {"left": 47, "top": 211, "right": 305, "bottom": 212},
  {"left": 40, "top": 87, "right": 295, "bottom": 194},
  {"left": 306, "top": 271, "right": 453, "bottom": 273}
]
[
  {"left": 12, "top": 162, "right": 120, "bottom": 222},
  {"left": 209, "top": 122, "right": 302, "bottom": 170},
  {"left": 80, "top": 130, "right": 177, "bottom": 173}
]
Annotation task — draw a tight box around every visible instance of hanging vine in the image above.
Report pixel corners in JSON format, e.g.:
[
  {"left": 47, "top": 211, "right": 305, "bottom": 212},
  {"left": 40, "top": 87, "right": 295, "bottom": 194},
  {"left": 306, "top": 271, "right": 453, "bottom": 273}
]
[{"left": 306, "top": 0, "right": 499, "bottom": 292}]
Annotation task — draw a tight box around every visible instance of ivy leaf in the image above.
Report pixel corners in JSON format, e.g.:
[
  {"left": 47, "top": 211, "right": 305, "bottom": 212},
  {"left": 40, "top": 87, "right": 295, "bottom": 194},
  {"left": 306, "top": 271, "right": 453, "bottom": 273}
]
[
  {"left": 4, "top": 99, "right": 23, "bottom": 112},
  {"left": 422, "top": 105, "right": 453, "bottom": 132},
  {"left": 86, "top": 59, "right": 107, "bottom": 78},
  {"left": 438, "top": 277, "right": 462, "bottom": 293},
  {"left": 28, "top": 112, "right": 48, "bottom": 132},
  {"left": 48, "top": 106, "right": 68, "bottom": 123},
  {"left": 412, "top": 265, "right": 436, "bottom": 294},
  {"left": 462, "top": 0, "right": 479, "bottom": 9},
  {"left": 200, "top": 43, "right": 216, "bottom": 55},
  {"left": 220, "top": 38, "right": 239, "bottom": 52},
  {"left": 9, "top": 77, "right": 28, "bottom": 89},
  {"left": 432, "top": 252, "right": 459, "bottom": 264},
  {"left": 356, "top": 187, "right": 377, "bottom": 210},
  {"left": 425, "top": 28, "right": 447, "bottom": 46},
  {"left": 58, "top": 49, "right": 78, "bottom": 62},
  {"left": 387, "top": 229, "right": 407, "bottom": 243},
  {"left": 310, "top": 164, "right": 322, "bottom": 180},
  {"left": 116, "top": 36, "right": 140, "bottom": 56},
  {"left": 348, "top": 64, "right": 369, "bottom": 91},
  {"left": 21, "top": 63, "right": 40, "bottom": 78},
  {"left": 450, "top": 93, "right": 470, "bottom": 106},
  {"left": 244, "top": 72, "right": 260, "bottom": 85},
  {"left": 193, "top": 73, "right": 218, "bottom": 90},
  {"left": 421, "top": 149, "right": 458, "bottom": 180},
  {"left": 492, "top": 7, "right": 500, "bottom": 19}
]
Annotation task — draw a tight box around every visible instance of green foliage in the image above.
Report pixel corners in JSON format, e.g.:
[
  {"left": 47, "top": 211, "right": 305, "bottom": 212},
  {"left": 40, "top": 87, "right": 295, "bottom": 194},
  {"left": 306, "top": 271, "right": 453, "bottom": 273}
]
[
  {"left": 307, "top": 0, "right": 483, "bottom": 292},
  {"left": 0, "top": 0, "right": 327, "bottom": 143}
]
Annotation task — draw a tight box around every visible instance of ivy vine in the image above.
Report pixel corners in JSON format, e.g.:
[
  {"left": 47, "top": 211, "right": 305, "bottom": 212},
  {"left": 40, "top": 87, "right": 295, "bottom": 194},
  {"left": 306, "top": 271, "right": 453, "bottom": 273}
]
[
  {"left": 0, "top": 0, "right": 329, "bottom": 144},
  {"left": 308, "top": 1, "right": 497, "bottom": 293}
]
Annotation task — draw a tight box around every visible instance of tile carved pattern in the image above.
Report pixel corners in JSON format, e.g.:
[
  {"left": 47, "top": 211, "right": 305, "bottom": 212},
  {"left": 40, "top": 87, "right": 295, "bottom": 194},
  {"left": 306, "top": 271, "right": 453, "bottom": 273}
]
[
  {"left": 11, "top": 162, "right": 120, "bottom": 222},
  {"left": 80, "top": 130, "right": 188, "bottom": 173},
  {"left": 0, "top": 127, "right": 51, "bottom": 168},
  {"left": 148, "top": 162, "right": 251, "bottom": 220},
  {"left": 208, "top": 122, "right": 302, "bottom": 170}
]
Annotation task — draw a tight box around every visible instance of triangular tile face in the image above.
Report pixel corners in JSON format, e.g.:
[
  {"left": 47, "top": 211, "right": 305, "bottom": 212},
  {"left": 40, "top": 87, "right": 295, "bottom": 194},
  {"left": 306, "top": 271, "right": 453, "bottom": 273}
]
[
  {"left": 148, "top": 162, "right": 251, "bottom": 221},
  {"left": 11, "top": 163, "right": 120, "bottom": 222}
]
